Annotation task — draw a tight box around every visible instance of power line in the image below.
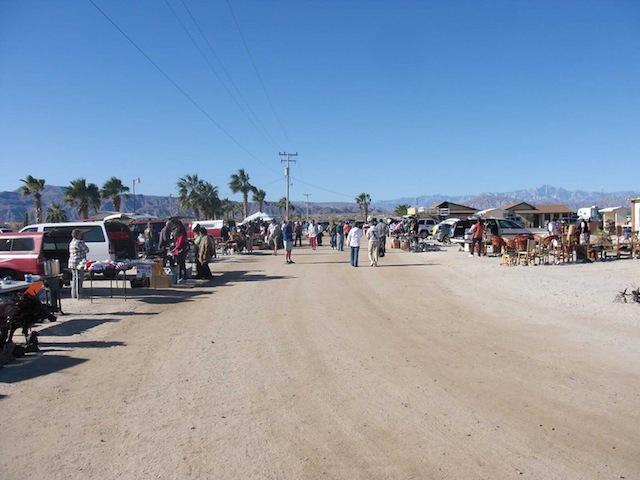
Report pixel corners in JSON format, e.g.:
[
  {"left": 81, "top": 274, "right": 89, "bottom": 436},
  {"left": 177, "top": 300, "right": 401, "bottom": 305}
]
[
  {"left": 176, "top": 0, "right": 280, "bottom": 149},
  {"left": 290, "top": 175, "right": 354, "bottom": 200},
  {"left": 88, "top": 0, "right": 280, "bottom": 177},
  {"left": 226, "top": 0, "right": 296, "bottom": 151}
]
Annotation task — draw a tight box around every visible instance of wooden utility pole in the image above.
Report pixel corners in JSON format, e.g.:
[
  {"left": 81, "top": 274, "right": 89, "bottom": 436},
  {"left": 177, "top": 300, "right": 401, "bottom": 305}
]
[{"left": 279, "top": 152, "right": 298, "bottom": 221}]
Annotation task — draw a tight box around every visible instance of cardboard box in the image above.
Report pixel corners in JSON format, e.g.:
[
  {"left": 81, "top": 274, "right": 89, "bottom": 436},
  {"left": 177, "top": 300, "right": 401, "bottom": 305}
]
[
  {"left": 150, "top": 275, "right": 172, "bottom": 288},
  {"left": 154, "top": 259, "right": 164, "bottom": 276}
]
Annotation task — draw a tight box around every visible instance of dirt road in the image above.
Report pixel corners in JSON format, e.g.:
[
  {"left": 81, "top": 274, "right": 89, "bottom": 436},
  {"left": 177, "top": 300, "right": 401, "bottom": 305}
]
[{"left": 1, "top": 245, "right": 639, "bottom": 479}]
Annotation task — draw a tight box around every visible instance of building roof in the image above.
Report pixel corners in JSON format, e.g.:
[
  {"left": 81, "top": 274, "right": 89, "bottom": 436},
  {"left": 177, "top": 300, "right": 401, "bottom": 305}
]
[
  {"left": 504, "top": 203, "right": 574, "bottom": 215},
  {"left": 504, "top": 201, "right": 536, "bottom": 211},
  {"left": 429, "top": 201, "right": 476, "bottom": 212},
  {"left": 531, "top": 204, "right": 574, "bottom": 214},
  {"left": 599, "top": 206, "right": 629, "bottom": 213}
]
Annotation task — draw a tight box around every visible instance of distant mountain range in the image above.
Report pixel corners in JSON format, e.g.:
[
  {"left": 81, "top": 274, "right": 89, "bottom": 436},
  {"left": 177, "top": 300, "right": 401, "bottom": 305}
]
[{"left": 0, "top": 184, "right": 637, "bottom": 226}]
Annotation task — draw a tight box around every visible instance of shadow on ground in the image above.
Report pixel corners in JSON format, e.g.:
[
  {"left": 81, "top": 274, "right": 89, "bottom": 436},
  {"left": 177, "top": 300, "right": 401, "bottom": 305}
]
[
  {"left": 37, "top": 318, "right": 119, "bottom": 336},
  {"left": 134, "top": 288, "right": 214, "bottom": 305},
  {"left": 0, "top": 354, "right": 88, "bottom": 385},
  {"left": 40, "top": 341, "right": 126, "bottom": 350},
  {"left": 213, "top": 270, "right": 291, "bottom": 288}
]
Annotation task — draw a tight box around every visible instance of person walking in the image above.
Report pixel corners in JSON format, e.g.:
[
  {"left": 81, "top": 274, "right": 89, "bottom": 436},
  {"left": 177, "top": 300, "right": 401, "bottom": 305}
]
[
  {"left": 172, "top": 222, "right": 189, "bottom": 282},
  {"left": 68, "top": 229, "right": 89, "bottom": 299},
  {"left": 579, "top": 217, "right": 590, "bottom": 245},
  {"left": 346, "top": 222, "right": 363, "bottom": 267},
  {"left": 158, "top": 220, "right": 173, "bottom": 266},
  {"left": 375, "top": 220, "right": 388, "bottom": 258},
  {"left": 143, "top": 221, "right": 155, "bottom": 253},
  {"left": 308, "top": 220, "right": 318, "bottom": 250},
  {"left": 195, "top": 227, "right": 215, "bottom": 279},
  {"left": 343, "top": 221, "right": 352, "bottom": 238},
  {"left": 468, "top": 218, "right": 484, "bottom": 257},
  {"left": 268, "top": 219, "right": 282, "bottom": 255},
  {"left": 366, "top": 223, "right": 381, "bottom": 266},
  {"left": 283, "top": 220, "right": 295, "bottom": 264},
  {"left": 336, "top": 221, "right": 345, "bottom": 251},
  {"left": 294, "top": 222, "right": 303, "bottom": 247},
  {"left": 329, "top": 221, "right": 337, "bottom": 249}
]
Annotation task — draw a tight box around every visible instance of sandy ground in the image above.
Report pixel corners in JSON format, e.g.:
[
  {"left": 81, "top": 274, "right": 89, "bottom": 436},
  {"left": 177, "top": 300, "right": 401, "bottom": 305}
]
[{"left": 1, "top": 242, "right": 639, "bottom": 480}]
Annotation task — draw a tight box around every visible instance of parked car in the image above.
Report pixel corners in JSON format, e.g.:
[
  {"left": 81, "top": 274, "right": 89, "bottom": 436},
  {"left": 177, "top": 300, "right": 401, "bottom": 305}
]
[
  {"left": 20, "top": 217, "right": 137, "bottom": 273},
  {"left": 0, "top": 232, "right": 69, "bottom": 280},
  {"left": 0, "top": 227, "right": 14, "bottom": 233},
  {"left": 187, "top": 219, "right": 237, "bottom": 242},
  {"left": 435, "top": 223, "right": 452, "bottom": 243},
  {"left": 417, "top": 218, "right": 438, "bottom": 238},
  {"left": 450, "top": 217, "right": 532, "bottom": 244}
]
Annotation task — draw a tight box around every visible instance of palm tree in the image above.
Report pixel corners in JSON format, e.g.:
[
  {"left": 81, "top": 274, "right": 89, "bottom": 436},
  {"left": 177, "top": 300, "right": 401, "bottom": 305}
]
[
  {"left": 218, "top": 198, "right": 233, "bottom": 220},
  {"left": 45, "top": 203, "right": 68, "bottom": 223},
  {"left": 276, "top": 196, "right": 295, "bottom": 215},
  {"left": 356, "top": 192, "right": 372, "bottom": 221},
  {"left": 177, "top": 174, "right": 203, "bottom": 219},
  {"left": 100, "top": 176, "right": 130, "bottom": 212},
  {"left": 394, "top": 204, "right": 410, "bottom": 216},
  {"left": 252, "top": 189, "right": 266, "bottom": 212},
  {"left": 64, "top": 178, "right": 101, "bottom": 219},
  {"left": 228, "top": 168, "right": 256, "bottom": 219},
  {"left": 195, "top": 181, "right": 221, "bottom": 220},
  {"left": 232, "top": 203, "right": 244, "bottom": 220},
  {"left": 19, "top": 175, "right": 46, "bottom": 223}
]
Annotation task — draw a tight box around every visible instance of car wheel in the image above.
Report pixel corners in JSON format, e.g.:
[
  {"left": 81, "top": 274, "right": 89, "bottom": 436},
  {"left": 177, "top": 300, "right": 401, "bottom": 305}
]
[
  {"left": 0, "top": 268, "right": 19, "bottom": 280},
  {"left": 419, "top": 231, "right": 428, "bottom": 239}
]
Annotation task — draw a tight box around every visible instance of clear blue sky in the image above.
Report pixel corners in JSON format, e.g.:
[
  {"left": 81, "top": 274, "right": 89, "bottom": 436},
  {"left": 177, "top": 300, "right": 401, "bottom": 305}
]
[{"left": 1, "top": 0, "right": 639, "bottom": 204}]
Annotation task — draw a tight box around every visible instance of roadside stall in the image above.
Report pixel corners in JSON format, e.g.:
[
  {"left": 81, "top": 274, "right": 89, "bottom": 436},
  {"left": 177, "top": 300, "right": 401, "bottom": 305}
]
[{"left": 86, "top": 258, "right": 172, "bottom": 301}]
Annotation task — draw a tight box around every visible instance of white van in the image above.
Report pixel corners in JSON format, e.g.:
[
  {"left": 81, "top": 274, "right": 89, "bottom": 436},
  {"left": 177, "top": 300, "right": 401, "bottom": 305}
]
[
  {"left": 451, "top": 217, "right": 532, "bottom": 244},
  {"left": 20, "top": 217, "right": 137, "bottom": 267}
]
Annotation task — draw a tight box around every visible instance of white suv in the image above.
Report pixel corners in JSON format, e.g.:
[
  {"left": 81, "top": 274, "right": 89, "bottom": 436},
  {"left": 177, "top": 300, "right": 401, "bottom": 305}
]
[{"left": 417, "top": 218, "right": 438, "bottom": 238}]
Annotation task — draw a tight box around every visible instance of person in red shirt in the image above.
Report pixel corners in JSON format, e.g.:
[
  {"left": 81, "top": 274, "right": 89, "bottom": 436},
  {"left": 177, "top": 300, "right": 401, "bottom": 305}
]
[{"left": 469, "top": 219, "right": 485, "bottom": 257}]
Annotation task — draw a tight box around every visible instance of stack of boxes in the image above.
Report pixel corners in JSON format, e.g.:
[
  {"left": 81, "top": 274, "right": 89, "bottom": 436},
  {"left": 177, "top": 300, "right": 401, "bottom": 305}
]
[{"left": 145, "top": 259, "right": 173, "bottom": 288}]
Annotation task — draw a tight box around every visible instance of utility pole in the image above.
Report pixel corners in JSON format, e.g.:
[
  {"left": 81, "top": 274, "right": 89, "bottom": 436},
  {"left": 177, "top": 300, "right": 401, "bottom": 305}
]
[
  {"left": 279, "top": 152, "right": 298, "bottom": 221},
  {"left": 304, "top": 193, "right": 311, "bottom": 223},
  {"left": 132, "top": 177, "right": 141, "bottom": 214}
]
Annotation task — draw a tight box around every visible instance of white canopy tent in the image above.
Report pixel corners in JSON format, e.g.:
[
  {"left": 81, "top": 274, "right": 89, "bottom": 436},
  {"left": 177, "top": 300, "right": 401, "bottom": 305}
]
[{"left": 239, "top": 211, "right": 273, "bottom": 225}]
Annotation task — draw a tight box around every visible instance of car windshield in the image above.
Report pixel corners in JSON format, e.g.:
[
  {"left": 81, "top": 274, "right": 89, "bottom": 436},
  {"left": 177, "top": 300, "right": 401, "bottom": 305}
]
[{"left": 498, "top": 219, "right": 522, "bottom": 228}]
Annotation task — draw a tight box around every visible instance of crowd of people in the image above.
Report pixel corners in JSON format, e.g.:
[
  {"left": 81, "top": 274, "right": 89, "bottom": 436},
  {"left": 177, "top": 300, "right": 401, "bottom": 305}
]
[
  {"left": 119, "top": 216, "right": 400, "bottom": 294},
  {"left": 203, "top": 217, "right": 392, "bottom": 268}
]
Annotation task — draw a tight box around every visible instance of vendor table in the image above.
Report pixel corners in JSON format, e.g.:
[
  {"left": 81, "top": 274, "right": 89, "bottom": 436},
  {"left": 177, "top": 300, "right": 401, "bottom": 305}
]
[
  {"left": 0, "top": 281, "right": 30, "bottom": 294},
  {"left": 88, "top": 267, "right": 132, "bottom": 302},
  {"left": 87, "top": 260, "right": 159, "bottom": 302}
]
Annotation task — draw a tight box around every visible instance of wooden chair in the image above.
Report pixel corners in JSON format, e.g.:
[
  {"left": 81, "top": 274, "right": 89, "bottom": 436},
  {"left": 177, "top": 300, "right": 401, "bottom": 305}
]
[
  {"left": 536, "top": 241, "right": 549, "bottom": 265},
  {"left": 518, "top": 239, "right": 538, "bottom": 265},
  {"left": 501, "top": 246, "right": 516, "bottom": 266}
]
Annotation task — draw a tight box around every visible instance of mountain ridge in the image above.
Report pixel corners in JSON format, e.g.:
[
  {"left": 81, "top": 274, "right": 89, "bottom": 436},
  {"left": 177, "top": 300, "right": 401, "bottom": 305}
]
[{"left": 0, "top": 184, "right": 636, "bottom": 224}]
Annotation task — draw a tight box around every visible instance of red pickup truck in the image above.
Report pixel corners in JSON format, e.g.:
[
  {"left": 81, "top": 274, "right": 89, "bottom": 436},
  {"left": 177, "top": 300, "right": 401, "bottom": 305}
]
[{"left": 0, "top": 232, "right": 69, "bottom": 280}]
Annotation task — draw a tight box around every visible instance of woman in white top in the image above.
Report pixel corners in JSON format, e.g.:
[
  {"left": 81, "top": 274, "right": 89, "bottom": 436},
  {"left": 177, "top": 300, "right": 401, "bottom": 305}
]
[{"left": 307, "top": 220, "right": 318, "bottom": 250}]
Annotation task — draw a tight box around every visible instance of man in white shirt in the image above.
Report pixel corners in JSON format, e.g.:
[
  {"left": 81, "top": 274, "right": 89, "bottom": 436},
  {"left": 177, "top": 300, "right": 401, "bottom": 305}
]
[
  {"left": 346, "top": 223, "right": 363, "bottom": 267},
  {"left": 366, "top": 224, "right": 381, "bottom": 266}
]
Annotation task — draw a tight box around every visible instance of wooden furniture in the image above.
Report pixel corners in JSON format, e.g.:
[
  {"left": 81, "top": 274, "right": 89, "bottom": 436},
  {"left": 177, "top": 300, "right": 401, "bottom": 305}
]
[{"left": 501, "top": 246, "right": 517, "bottom": 266}]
